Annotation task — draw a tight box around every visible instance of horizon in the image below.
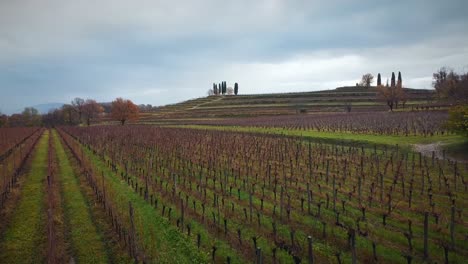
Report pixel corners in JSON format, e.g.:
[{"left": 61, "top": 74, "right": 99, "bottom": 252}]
[
  {"left": 3, "top": 85, "right": 436, "bottom": 115},
  {"left": 1, "top": 0, "right": 467, "bottom": 114}
]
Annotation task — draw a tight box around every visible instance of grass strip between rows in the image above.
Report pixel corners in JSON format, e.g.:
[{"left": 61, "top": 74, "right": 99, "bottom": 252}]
[
  {"left": 0, "top": 131, "right": 48, "bottom": 263},
  {"left": 52, "top": 130, "right": 110, "bottom": 263}
]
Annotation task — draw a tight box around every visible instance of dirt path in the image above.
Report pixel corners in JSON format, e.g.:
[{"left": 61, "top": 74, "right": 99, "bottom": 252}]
[
  {"left": 413, "top": 142, "right": 467, "bottom": 163},
  {"left": 413, "top": 142, "right": 443, "bottom": 158},
  {"left": 189, "top": 96, "right": 223, "bottom": 110}
]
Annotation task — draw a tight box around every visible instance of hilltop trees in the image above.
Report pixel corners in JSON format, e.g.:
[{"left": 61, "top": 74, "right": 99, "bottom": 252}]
[
  {"left": 360, "top": 73, "right": 374, "bottom": 87},
  {"left": 378, "top": 71, "right": 407, "bottom": 111},
  {"left": 234, "top": 83, "right": 239, "bottom": 95},
  {"left": 212, "top": 81, "right": 239, "bottom": 96},
  {"left": 111, "top": 98, "right": 139, "bottom": 125},
  {"left": 222, "top": 81, "right": 227, "bottom": 94},
  {"left": 377, "top": 73, "right": 382, "bottom": 86},
  {"left": 212, "top": 83, "right": 218, "bottom": 95}
]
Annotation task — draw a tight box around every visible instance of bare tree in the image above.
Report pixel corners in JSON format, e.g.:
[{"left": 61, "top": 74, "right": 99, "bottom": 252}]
[
  {"left": 71, "top": 97, "right": 85, "bottom": 123},
  {"left": 21, "top": 107, "right": 41, "bottom": 126},
  {"left": 378, "top": 84, "right": 396, "bottom": 111},
  {"left": 0, "top": 113, "right": 7, "bottom": 127},
  {"left": 227, "top": 87, "right": 234, "bottom": 95},
  {"left": 360, "top": 73, "right": 374, "bottom": 87},
  {"left": 395, "top": 84, "right": 407, "bottom": 109},
  {"left": 378, "top": 82, "right": 407, "bottom": 111},
  {"left": 61, "top": 104, "right": 79, "bottom": 125},
  {"left": 433, "top": 67, "right": 468, "bottom": 103},
  {"left": 82, "top": 99, "right": 104, "bottom": 126}
]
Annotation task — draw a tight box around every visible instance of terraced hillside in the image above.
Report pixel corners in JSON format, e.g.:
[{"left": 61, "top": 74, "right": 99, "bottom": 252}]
[{"left": 128, "top": 87, "right": 435, "bottom": 125}]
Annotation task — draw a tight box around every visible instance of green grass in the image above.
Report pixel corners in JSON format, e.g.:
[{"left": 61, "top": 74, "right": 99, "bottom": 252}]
[
  {"left": 52, "top": 130, "right": 110, "bottom": 263},
  {"left": 171, "top": 125, "right": 465, "bottom": 148},
  {"left": 0, "top": 131, "right": 48, "bottom": 263}
]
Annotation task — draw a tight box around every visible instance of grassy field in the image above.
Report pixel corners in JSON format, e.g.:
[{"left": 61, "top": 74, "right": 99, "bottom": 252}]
[{"left": 171, "top": 124, "right": 466, "bottom": 149}]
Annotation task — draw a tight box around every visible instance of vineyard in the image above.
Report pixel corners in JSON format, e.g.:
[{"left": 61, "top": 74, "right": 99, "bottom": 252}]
[
  {"left": 2, "top": 0, "right": 467, "bottom": 262},
  {"left": 0, "top": 116, "right": 466, "bottom": 263},
  {"left": 180, "top": 112, "right": 449, "bottom": 136}
]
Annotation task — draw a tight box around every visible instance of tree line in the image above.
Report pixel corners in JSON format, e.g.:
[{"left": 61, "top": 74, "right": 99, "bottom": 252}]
[
  {"left": 432, "top": 67, "right": 468, "bottom": 103},
  {"left": 1, "top": 97, "right": 140, "bottom": 128}
]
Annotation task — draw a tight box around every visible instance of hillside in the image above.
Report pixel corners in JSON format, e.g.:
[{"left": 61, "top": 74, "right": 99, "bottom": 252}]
[{"left": 127, "top": 86, "right": 435, "bottom": 124}]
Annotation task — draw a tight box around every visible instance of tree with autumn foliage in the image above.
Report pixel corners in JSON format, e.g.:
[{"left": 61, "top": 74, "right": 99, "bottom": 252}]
[
  {"left": 82, "top": 99, "right": 104, "bottom": 126},
  {"left": 111, "top": 98, "right": 139, "bottom": 125}
]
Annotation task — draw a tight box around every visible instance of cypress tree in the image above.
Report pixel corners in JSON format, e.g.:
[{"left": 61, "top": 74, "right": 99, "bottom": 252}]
[
  {"left": 234, "top": 83, "right": 239, "bottom": 95},
  {"left": 377, "top": 73, "right": 381, "bottom": 86},
  {"left": 391, "top": 72, "right": 396, "bottom": 87},
  {"left": 398, "top": 71, "right": 402, "bottom": 86}
]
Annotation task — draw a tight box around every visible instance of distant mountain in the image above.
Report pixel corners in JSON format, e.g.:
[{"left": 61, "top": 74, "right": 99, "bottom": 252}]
[{"left": 29, "top": 103, "right": 64, "bottom": 114}]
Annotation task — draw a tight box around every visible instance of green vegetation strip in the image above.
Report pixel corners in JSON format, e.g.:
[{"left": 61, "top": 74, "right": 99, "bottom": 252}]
[
  {"left": 52, "top": 130, "right": 109, "bottom": 263},
  {"left": 0, "top": 131, "right": 48, "bottom": 263},
  {"left": 172, "top": 125, "right": 465, "bottom": 147}
]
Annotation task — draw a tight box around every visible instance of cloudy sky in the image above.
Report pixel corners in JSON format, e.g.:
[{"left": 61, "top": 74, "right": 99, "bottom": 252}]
[{"left": 1, "top": 0, "right": 467, "bottom": 113}]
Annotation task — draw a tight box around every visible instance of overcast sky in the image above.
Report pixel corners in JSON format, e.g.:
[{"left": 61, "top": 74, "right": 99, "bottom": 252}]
[{"left": 1, "top": 0, "right": 467, "bottom": 114}]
